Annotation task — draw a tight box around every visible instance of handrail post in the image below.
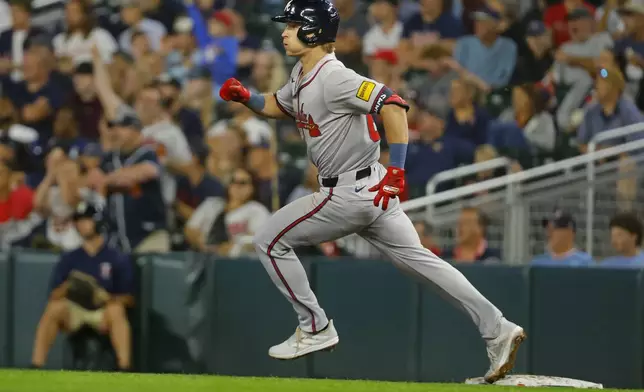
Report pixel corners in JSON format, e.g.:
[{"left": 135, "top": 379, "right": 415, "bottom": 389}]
[{"left": 586, "top": 142, "right": 597, "bottom": 256}]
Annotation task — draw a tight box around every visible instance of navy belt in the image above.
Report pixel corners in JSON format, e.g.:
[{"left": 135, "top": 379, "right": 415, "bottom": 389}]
[{"left": 321, "top": 167, "right": 371, "bottom": 188}]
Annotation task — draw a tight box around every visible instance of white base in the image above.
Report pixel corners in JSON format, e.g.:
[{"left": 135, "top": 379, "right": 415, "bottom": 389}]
[{"left": 465, "top": 375, "right": 603, "bottom": 389}]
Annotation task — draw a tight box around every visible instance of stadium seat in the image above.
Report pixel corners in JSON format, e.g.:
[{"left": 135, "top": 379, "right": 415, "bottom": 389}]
[{"left": 66, "top": 326, "right": 117, "bottom": 372}]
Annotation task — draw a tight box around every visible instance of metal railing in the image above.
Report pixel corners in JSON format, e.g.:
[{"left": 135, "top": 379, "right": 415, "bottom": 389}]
[
  {"left": 401, "top": 132, "right": 644, "bottom": 259},
  {"left": 585, "top": 122, "right": 644, "bottom": 255},
  {"left": 425, "top": 157, "right": 512, "bottom": 196},
  {"left": 422, "top": 157, "right": 512, "bottom": 219}
]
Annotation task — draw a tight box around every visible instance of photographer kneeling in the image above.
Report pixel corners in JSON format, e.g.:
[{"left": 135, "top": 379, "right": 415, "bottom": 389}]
[{"left": 31, "top": 201, "right": 134, "bottom": 370}]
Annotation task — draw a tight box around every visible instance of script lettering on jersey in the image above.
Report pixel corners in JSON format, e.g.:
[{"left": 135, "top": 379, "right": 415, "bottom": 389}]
[{"left": 295, "top": 103, "right": 321, "bottom": 138}]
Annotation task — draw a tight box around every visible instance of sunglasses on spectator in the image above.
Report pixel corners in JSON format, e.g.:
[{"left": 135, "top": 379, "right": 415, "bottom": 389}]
[{"left": 231, "top": 178, "right": 252, "bottom": 185}]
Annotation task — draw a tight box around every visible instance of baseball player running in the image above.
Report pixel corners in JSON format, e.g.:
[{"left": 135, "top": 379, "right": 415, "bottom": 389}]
[{"left": 219, "top": 0, "right": 525, "bottom": 383}]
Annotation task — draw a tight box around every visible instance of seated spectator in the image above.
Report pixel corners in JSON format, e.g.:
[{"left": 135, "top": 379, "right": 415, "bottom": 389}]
[
  {"left": 227, "top": 10, "right": 260, "bottom": 81},
  {"left": 367, "top": 50, "right": 406, "bottom": 94},
  {"left": 405, "top": 107, "right": 475, "bottom": 197},
  {"left": 513, "top": 20, "right": 554, "bottom": 84},
  {"left": 156, "top": 73, "right": 205, "bottom": 154},
  {"left": 577, "top": 66, "right": 644, "bottom": 152},
  {"left": 414, "top": 220, "right": 442, "bottom": 256},
  {"left": 333, "top": 0, "right": 369, "bottom": 74},
  {"left": 48, "top": 107, "right": 89, "bottom": 159},
  {"left": 531, "top": 210, "right": 594, "bottom": 266},
  {"left": 543, "top": 0, "right": 595, "bottom": 48},
  {"left": 615, "top": 0, "right": 644, "bottom": 110},
  {"left": 443, "top": 206, "right": 501, "bottom": 264},
  {"left": 453, "top": 6, "right": 517, "bottom": 89},
  {"left": 208, "top": 102, "right": 273, "bottom": 148},
  {"left": 0, "top": 158, "right": 40, "bottom": 247},
  {"left": 4, "top": 36, "right": 68, "bottom": 145},
  {"left": 600, "top": 212, "right": 644, "bottom": 267},
  {"left": 31, "top": 201, "right": 134, "bottom": 371},
  {"left": 245, "top": 50, "right": 287, "bottom": 94},
  {"left": 553, "top": 8, "right": 613, "bottom": 131},
  {"left": 246, "top": 142, "right": 276, "bottom": 210},
  {"left": 185, "top": 1, "right": 239, "bottom": 89},
  {"left": 205, "top": 127, "right": 245, "bottom": 183},
  {"left": 0, "top": 0, "right": 45, "bottom": 82},
  {"left": 184, "top": 167, "right": 270, "bottom": 257},
  {"left": 173, "top": 153, "right": 226, "bottom": 223},
  {"left": 70, "top": 62, "right": 103, "bottom": 141},
  {"left": 53, "top": 0, "right": 117, "bottom": 65},
  {"left": 86, "top": 110, "right": 169, "bottom": 254},
  {"left": 118, "top": 0, "right": 167, "bottom": 54},
  {"left": 406, "top": 45, "right": 458, "bottom": 119},
  {"left": 398, "top": 0, "right": 464, "bottom": 72},
  {"left": 493, "top": 83, "right": 556, "bottom": 162},
  {"left": 445, "top": 77, "right": 491, "bottom": 146},
  {"left": 183, "top": 67, "right": 214, "bottom": 128},
  {"left": 363, "top": 0, "right": 403, "bottom": 59},
  {"left": 140, "top": 0, "right": 185, "bottom": 33},
  {"left": 286, "top": 162, "right": 319, "bottom": 205},
  {"left": 165, "top": 16, "right": 198, "bottom": 84}
]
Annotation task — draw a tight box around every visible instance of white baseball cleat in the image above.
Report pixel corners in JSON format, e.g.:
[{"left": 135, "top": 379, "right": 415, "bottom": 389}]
[
  {"left": 484, "top": 319, "right": 526, "bottom": 383},
  {"left": 269, "top": 320, "right": 339, "bottom": 360}
]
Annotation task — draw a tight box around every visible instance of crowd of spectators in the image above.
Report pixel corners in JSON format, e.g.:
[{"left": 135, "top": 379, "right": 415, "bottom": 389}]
[{"left": 0, "top": 0, "right": 641, "bottom": 263}]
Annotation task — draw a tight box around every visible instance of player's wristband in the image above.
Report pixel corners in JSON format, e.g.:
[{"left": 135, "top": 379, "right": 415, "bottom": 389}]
[
  {"left": 245, "top": 93, "right": 265, "bottom": 112},
  {"left": 389, "top": 143, "right": 407, "bottom": 169}
]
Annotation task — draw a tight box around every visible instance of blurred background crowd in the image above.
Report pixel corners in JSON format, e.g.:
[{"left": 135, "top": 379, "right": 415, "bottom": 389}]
[{"left": 0, "top": 0, "right": 642, "bottom": 264}]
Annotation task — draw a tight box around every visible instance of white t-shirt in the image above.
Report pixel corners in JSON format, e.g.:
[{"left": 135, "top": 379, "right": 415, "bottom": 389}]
[
  {"left": 142, "top": 120, "right": 193, "bottom": 205},
  {"left": 362, "top": 21, "right": 404, "bottom": 56},
  {"left": 187, "top": 197, "right": 270, "bottom": 256},
  {"left": 207, "top": 117, "right": 273, "bottom": 147},
  {"left": 53, "top": 28, "right": 117, "bottom": 63}
]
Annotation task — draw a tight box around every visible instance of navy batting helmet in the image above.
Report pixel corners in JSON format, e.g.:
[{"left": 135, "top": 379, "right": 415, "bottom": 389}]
[{"left": 272, "top": 0, "right": 340, "bottom": 46}]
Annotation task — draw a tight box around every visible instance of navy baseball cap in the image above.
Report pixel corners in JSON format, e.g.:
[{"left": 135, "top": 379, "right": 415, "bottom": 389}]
[
  {"left": 542, "top": 210, "right": 576, "bottom": 231},
  {"left": 471, "top": 5, "right": 501, "bottom": 21},
  {"left": 107, "top": 108, "right": 142, "bottom": 130},
  {"left": 157, "top": 73, "right": 181, "bottom": 89},
  {"left": 566, "top": 7, "right": 593, "bottom": 20},
  {"left": 526, "top": 20, "right": 546, "bottom": 36},
  {"left": 82, "top": 143, "right": 103, "bottom": 157}
]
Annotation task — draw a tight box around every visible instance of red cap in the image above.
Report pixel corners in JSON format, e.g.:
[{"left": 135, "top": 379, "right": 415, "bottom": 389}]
[
  {"left": 211, "top": 10, "right": 233, "bottom": 27},
  {"left": 372, "top": 49, "right": 398, "bottom": 65}
]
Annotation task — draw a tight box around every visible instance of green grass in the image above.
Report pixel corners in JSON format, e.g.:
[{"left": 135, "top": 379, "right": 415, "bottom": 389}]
[{"left": 0, "top": 370, "right": 632, "bottom": 392}]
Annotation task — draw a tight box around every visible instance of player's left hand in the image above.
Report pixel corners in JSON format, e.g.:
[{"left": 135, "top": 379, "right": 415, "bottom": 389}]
[{"left": 369, "top": 166, "right": 405, "bottom": 211}]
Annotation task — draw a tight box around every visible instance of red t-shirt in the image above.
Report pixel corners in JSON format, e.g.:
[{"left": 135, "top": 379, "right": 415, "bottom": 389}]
[
  {"left": 0, "top": 185, "right": 34, "bottom": 223},
  {"left": 543, "top": 2, "right": 595, "bottom": 47}
]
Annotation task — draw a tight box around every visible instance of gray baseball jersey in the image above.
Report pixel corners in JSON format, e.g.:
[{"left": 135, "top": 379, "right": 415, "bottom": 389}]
[
  {"left": 275, "top": 53, "right": 385, "bottom": 177},
  {"left": 253, "top": 53, "right": 506, "bottom": 343}
]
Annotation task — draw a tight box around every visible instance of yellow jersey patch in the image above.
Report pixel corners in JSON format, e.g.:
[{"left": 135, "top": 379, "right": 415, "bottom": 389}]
[{"left": 356, "top": 81, "right": 376, "bottom": 102}]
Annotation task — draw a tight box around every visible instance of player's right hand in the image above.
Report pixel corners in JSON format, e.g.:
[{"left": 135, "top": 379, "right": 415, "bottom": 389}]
[
  {"left": 219, "top": 78, "right": 251, "bottom": 103},
  {"left": 369, "top": 166, "right": 406, "bottom": 211}
]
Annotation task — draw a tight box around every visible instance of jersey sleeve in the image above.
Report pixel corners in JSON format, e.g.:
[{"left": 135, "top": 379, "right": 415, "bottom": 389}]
[
  {"left": 323, "top": 68, "right": 408, "bottom": 115},
  {"left": 274, "top": 81, "right": 296, "bottom": 118}
]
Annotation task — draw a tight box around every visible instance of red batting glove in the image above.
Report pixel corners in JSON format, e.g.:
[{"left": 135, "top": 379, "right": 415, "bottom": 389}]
[
  {"left": 368, "top": 166, "right": 406, "bottom": 211},
  {"left": 219, "top": 78, "right": 251, "bottom": 103}
]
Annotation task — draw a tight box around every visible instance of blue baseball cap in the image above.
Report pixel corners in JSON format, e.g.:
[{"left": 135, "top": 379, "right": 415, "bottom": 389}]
[{"left": 471, "top": 5, "right": 501, "bottom": 21}]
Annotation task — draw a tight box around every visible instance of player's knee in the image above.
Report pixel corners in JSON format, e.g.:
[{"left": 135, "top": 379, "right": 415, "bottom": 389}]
[{"left": 253, "top": 230, "right": 270, "bottom": 254}]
